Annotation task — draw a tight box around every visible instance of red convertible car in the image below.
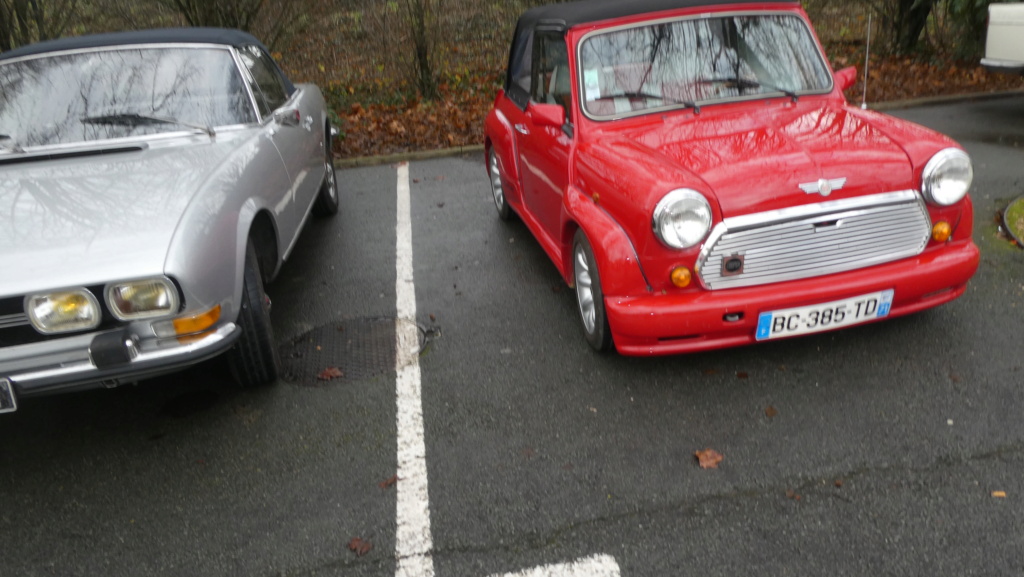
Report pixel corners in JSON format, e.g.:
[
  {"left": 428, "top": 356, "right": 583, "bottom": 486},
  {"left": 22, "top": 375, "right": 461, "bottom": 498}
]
[{"left": 484, "top": 0, "right": 979, "bottom": 355}]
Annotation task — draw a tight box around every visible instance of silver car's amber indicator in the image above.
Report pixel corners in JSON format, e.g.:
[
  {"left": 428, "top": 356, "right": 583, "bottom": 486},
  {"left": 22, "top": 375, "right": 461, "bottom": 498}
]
[
  {"left": 25, "top": 289, "right": 101, "bottom": 334},
  {"left": 106, "top": 278, "right": 180, "bottom": 321}
]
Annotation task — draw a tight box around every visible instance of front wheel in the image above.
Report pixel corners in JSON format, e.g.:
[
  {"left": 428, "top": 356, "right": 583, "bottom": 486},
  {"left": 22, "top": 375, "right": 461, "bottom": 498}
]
[
  {"left": 488, "top": 149, "right": 512, "bottom": 221},
  {"left": 312, "top": 123, "right": 339, "bottom": 217},
  {"left": 573, "top": 230, "right": 613, "bottom": 352},
  {"left": 227, "top": 242, "right": 281, "bottom": 386}
]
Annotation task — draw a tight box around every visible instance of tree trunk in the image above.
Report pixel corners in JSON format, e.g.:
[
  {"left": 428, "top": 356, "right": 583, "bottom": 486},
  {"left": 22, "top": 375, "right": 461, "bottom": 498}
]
[
  {"left": 410, "top": 0, "right": 438, "bottom": 99},
  {"left": 895, "top": 0, "right": 935, "bottom": 54}
]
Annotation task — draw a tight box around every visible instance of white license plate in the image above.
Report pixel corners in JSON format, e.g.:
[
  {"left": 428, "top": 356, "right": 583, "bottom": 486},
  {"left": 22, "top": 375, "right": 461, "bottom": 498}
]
[
  {"left": 756, "top": 289, "right": 894, "bottom": 341},
  {"left": 0, "top": 378, "right": 16, "bottom": 414}
]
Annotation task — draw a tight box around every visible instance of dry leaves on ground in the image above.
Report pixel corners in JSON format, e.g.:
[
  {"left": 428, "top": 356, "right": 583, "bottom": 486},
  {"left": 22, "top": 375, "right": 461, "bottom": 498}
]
[
  {"left": 694, "top": 448, "right": 724, "bottom": 469},
  {"left": 348, "top": 537, "right": 373, "bottom": 556},
  {"left": 317, "top": 366, "right": 344, "bottom": 381}
]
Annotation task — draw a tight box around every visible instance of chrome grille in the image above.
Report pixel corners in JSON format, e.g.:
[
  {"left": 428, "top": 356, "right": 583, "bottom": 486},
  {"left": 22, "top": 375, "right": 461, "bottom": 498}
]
[
  {"left": 697, "top": 191, "right": 931, "bottom": 290},
  {"left": 0, "top": 313, "right": 28, "bottom": 330}
]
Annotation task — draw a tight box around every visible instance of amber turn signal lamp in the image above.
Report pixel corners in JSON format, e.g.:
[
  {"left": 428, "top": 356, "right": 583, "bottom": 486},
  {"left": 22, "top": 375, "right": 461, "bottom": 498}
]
[
  {"left": 172, "top": 305, "right": 221, "bottom": 336},
  {"left": 932, "top": 221, "right": 952, "bottom": 242},
  {"left": 670, "top": 266, "right": 692, "bottom": 288}
]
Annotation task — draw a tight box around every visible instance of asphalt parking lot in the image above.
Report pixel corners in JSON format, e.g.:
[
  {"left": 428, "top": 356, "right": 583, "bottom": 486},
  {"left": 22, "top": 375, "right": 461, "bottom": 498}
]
[{"left": 2, "top": 95, "right": 1024, "bottom": 577}]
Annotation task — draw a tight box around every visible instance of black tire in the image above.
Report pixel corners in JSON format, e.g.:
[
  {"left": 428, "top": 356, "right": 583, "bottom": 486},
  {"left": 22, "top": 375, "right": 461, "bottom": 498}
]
[
  {"left": 488, "top": 149, "right": 512, "bottom": 221},
  {"left": 228, "top": 242, "right": 281, "bottom": 386},
  {"left": 313, "top": 123, "right": 339, "bottom": 217},
  {"left": 572, "top": 229, "right": 613, "bottom": 352}
]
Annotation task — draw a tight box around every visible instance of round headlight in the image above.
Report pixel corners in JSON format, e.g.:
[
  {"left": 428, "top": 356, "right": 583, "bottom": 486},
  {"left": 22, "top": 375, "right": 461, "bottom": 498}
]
[
  {"left": 106, "top": 278, "right": 180, "bottom": 321},
  {"left": 25, "top": 289, "right": 101, "bottom": 334},
  {"left": 921, "top": 148, "right": 972, "bottom": 206},
  {"left": 652, "top": 189, "right": 712, "bottom": 249}
]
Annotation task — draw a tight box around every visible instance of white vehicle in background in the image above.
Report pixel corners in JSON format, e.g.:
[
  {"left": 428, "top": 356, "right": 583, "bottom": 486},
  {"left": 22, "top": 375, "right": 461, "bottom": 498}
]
[{"left": 982, "top": 3, "right": 1024, "bottom": 74}]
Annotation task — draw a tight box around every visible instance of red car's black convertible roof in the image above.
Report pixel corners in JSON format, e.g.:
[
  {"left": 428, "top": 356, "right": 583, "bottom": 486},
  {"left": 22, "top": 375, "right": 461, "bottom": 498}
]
[
  {"left": 505, "top": 0, "right": 799, "bottom": 101},
  {"left": 516, "top": 0, "right": 796, "bottom": 30}
]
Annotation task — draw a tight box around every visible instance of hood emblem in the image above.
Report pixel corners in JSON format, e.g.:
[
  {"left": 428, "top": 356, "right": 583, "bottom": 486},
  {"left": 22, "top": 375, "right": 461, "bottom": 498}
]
[{"left": 799, "top": 177, "right": 847, "bottom": 197}]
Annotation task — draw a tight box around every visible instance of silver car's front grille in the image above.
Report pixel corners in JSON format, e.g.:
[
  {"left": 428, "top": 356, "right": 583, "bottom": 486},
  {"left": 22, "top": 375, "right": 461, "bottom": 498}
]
[
  {"left": 696, "top": 191, "right": 932, "bottom": 290},
  {"left": 0, "top": 313, "right": 28, "bottom": 330}
]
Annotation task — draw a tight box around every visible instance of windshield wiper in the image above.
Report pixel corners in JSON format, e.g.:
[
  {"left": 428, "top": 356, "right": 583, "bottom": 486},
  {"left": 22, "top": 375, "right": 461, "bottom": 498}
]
[
  {"left": 0, "top": 134, "right": 24, "bottom": 153},
  {"left": 699, "top": 77, "right": 800, "bottom": 101},
  {"left": 81, "top": 113, "right": 215, "bottom": 137},
  {"left": 593, "top": 91, "right": 701, "bottom": 113}
]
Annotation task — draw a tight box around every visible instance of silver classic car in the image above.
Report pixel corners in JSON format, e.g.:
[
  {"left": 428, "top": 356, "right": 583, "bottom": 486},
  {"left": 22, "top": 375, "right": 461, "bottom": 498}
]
[{"left": 0, "top": 28, "right": 339, "bottom": 412}]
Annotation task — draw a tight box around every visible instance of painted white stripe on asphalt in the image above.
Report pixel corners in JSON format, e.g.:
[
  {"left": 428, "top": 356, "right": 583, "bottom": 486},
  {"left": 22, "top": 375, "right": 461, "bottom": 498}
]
[
  {"left": 489, "top": 554, "right": 622, "bottom": 577},
  {"left": 392, "top": 162, "right": 617, "bottom": 577},
  {"left": 395, "top": 161, "right": 436, "bottom": 577}
]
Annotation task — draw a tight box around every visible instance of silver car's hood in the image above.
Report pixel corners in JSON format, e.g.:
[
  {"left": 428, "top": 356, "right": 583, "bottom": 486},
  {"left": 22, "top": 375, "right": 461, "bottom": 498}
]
[{"left": 0, "top": 133, "right": 250, "bottom": 297}]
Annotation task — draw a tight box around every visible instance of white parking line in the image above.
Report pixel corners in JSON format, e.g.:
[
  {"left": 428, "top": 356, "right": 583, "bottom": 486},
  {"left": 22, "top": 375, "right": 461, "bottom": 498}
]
[
  {"left": 391, "top": 163, "right": 618, "bottom": 577},
  {"left": 489, "top": 554, "right": 621, "bottom": 577},
  {"left": 395, "top": 162, "right": 436, "bottom": 577}
]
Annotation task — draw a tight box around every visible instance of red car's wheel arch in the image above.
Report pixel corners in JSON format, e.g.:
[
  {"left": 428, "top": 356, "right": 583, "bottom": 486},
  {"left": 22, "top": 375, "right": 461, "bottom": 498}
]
[
  {"left": 484, "top": 105, "right": 525, "bottom": 211},
  {"left": 562, "top": 184, "right": 651, "bottom": 297}
]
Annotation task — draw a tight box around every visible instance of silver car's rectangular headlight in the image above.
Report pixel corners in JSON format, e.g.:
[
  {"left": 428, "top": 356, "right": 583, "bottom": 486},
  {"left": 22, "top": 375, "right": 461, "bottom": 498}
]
[
  {"left": 25, "top": 289, "right": 102, "bottom": 334},
  {"left": 106, "top": 278, "right": 180, "bottom": 320}
]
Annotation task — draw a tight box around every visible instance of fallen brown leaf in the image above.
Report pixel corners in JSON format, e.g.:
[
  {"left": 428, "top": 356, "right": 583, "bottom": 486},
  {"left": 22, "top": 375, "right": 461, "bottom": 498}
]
[
  {"left": 765, "top": 405, "right": 779, "bottom": 418},
  {"left": 786, "top": 489, "right": 802, "bottom": 501},
  {"left": 348, "top": 537, "right": 373, "bottom": 556},
  {"left": 694, "top": 448, "right": 724, "bottom": 469},
  {"left": 318, "top": 367, "right": 344, "bottom": 381},
  {"left": 379, "top": 475, "right": 399, "bottom": 489}
]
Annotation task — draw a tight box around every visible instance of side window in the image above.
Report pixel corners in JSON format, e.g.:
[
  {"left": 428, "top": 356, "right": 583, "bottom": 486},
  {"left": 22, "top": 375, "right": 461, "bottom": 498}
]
[
  {"left": 505, "top": 30, "right": 533, "bottom": 110},
  {"left": 530, "top": 31, "right": 571, "bottom": 119},
  {"left": 238, "top": 45, "right": 288, "bottom": 118},
  {"left": 510, "top": 32, "right": 532, "bottom": 96}
]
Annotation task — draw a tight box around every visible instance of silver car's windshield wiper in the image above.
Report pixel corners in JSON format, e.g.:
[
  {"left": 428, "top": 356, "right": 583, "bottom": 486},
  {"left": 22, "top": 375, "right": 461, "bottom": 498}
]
[
  {"left": 81, "top": 113, "right": 216, "bottom": 137},
  {"left": 0, "top": 134, "right": 25, "bottom": 153}
]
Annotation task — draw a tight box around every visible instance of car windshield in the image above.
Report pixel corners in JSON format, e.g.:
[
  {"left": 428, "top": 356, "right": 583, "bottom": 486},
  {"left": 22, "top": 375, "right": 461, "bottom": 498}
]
[
  {"left": 579, "top": 13, "right": 832, "bottom": 118},
  {"left": 0, "top": 46, "right": 256, "bottom": 148}
]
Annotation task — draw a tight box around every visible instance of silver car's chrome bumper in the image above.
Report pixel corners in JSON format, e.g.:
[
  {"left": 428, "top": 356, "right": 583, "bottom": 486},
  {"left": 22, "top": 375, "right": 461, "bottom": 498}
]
[{"left": 0, "top": 323, "right": 241, "bottom": 397}]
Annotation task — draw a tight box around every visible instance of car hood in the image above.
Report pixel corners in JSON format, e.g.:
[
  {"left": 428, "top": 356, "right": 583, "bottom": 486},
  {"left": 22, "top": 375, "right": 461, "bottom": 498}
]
[
  {"left": 621, "top": 103, "right": 916, "bottom": 216},
  {"left": 0, "top": 134, "right": 246, "bottom": 297}
]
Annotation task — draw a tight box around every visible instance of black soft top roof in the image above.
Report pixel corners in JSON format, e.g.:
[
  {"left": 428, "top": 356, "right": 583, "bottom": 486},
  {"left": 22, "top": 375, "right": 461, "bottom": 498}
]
[
  {"left": 0, "top": 27, "right": 266, "bottom": 61},
  {"left": 505, "top": 0, "right": 799, "bottom": 100},
  {"left": 516, "top": 0, "right": 797, "bottom": 30},
  {"left": 0, "top": 27, "right": 295, "bottom": 94}
]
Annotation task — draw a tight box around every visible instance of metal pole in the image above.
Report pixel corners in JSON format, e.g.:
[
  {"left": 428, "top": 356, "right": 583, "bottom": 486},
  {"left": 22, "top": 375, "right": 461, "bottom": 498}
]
[{"left": 861, "top": 14, "right": 872, "bottom": 110}]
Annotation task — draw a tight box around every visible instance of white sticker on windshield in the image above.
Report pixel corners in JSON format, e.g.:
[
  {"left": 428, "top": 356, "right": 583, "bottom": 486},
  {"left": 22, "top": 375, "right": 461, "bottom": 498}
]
[{"left": 583, "top": 68, "right": 600, "bottom": 101}]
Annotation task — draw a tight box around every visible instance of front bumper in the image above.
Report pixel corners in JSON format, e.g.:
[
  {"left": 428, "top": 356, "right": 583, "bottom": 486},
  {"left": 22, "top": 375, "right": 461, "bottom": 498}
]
[
  {"left": 605, "top": 240, "right": 979, "bottom": 356},
  {"left": 981, "top": 58, "right": 1024, "bottom": 75},
  {"left": 0, "top": 323, "right": 241, "bottom": 397}
]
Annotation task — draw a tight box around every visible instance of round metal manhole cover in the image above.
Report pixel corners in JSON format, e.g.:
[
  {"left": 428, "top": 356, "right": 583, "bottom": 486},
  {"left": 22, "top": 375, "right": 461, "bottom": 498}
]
[{"left": 279, "top": 317, "right": 429, "bottom": 385}]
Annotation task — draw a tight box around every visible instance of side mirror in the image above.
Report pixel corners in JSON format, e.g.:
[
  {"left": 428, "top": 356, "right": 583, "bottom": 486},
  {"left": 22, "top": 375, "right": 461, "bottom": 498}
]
[
  {"left": 530, "top": 102, "right": 566, "bottom": 128},
  {"left": 834, "top": 66, "right": 858, "bottom": 93},
  {"left": 273, "top": 108, "right": 302, "bottom": 126}
]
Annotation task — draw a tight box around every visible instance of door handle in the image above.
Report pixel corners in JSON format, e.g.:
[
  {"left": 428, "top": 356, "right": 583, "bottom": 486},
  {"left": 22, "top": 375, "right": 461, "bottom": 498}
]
[{"left": 514, "top": 123, "right": 528, "bottom": 135}]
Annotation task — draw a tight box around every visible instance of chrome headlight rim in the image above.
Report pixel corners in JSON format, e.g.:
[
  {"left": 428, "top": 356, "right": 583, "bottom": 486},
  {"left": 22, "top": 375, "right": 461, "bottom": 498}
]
[
  {"left": 105, "top": 276, "right": 181, "bottom": 321},
  {"left": 921, "top": 147, "right": 972, "bottom": 206},
  {"left": 652, "top": 188, "right": 713, "bottom": 249},
  {"left": 24, "top": 289, "right": 102, "bottom": 335}
]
